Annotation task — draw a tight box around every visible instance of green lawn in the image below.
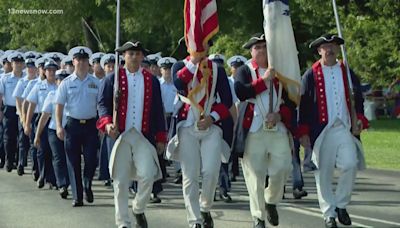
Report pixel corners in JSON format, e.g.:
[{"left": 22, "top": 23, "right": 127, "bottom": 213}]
[{"left": 361, "top": 118, "right": 400, "bottom": 170}]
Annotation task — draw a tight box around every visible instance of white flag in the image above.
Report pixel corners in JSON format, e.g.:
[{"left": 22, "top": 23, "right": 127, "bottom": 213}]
[{"left": 263, "top": 0, "right": 301, "bottom": 105}]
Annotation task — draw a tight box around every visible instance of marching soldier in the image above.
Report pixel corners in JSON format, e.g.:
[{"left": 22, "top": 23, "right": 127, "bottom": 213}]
[
  {"left": 227, "top": 55, "right": 247, "bottom": 182},
  {"left": 297, "top": 34, "right": 368, "bottom": 228},
  {"left": 209, "top": 53, "right": 234, "bottom": 203},
  {"left": 97, "top": 53, "right": 116, "bottom": 187},
  {"left": 0, "top": 51, "right": 26, "bottom": 172},
  {"left": 25, "top": 59, "right": 58, "bottom": 189},
  {"left": 61, "top": 55, "right": 74, "bottom": 74},
  {"left": 0, "top": 50, "right": 15, "bottom": 169},
  {"left": 147, "top": 53, "right": 162, "bottom": 79},
  {"left": 55, "top": 46, "right": 100, "bottom": 207},
  {"left": 234, "top": 33, "right": 296, "bottom": 228},
  {"left": 169, "top": 42, "right": 233, "bottom": 228},
  {"left": 22, "top": 57, "right": 46, "bottom": 181},
  {"left": 97, "top": 40, "right": 166, "bottom": 228},
  {"left": 13, "top": 58, "right": 38, "bottom": 175},
  {"left": 34, "top": 69, "right": 70, "bottom": 199},
  {"left": 90, "top": 52, "right": 106, "bottom": 80}
]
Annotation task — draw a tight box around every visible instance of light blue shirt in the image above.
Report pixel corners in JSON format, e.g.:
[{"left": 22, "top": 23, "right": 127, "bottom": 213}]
[
  {"left": 13, "top": 76, "right": 37, "bottom": 99},
  {"left": 26, "top": 80, "right": 57, "bottom": 112},
  {"left": 55, "top": 73, "right": 100, "bottom": 120},
  {"left": 0, "top": 72, "right": 24, "bottom": 106},
  {"left": 159, "top": 77, "right": 177, "bottom": 113},
  {"left": 42, "top": 90, "right": 67, "bottom": 130},
  {"left": 22, "top": 78, "right": 40, "bottom": 99}
]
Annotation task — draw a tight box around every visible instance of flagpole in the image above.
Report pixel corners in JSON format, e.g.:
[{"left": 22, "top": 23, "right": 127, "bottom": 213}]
[
  {"left": 332, "top": 0, "right": 359, "bottom": 134},
  {"left": 113, "top": 0, "right": 121, "bottom": 131}
]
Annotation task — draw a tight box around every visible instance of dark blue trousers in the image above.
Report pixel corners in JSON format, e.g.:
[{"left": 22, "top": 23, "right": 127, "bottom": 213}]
[
  {"left": 0, "top": 121, "right": 5, "bottom": 166},
  {"left": 98, "top": 134, "right": 110, "bottom": 181},
  {"left": 48, "top": 128, "right": 69, "bottom": 188},
  {"left": 18, "top": 119, "right": 29, "bottom": 168},
  {"left": 38, "top": 122, "right": 56, "bottom": 185},
  {"left": 64, "top": 117, "right": 99, "bottom": 201},
  {"left": 292, "top": 140, "right": 304, "bottom": 190},
  {"left": 219, "top": 163, "right": 231, "bottom": 194},
  {"left": 3, "top": 106, "right": 18, "bottom": 169},
  {"left": 30, "top": 114, "right": 39, "bottom": 178}
]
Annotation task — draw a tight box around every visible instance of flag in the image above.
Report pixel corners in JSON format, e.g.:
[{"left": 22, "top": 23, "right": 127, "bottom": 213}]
[
  {"left": 184, "top": 0, "right": 219, "bottom": 58},
  {"left": 263, "top": 0, "right": 301, "bottom": 105}
]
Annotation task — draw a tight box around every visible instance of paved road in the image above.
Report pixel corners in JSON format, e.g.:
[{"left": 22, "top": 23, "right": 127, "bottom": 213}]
[{"left": 1, "top": 166, "right": 399, "bottom": 228}]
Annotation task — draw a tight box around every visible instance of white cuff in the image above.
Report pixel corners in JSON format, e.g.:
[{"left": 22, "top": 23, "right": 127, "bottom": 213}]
[
  {"left": 185, "top": 60, "right": 197, "bottom": 74},
  {"left": 210, "top": 111, "right": 220, "bottom": 122}
]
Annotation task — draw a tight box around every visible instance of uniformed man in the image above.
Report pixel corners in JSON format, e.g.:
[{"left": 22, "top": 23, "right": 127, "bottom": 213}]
[
  {"left": 90, "top": 52, "right": 106, "bottom": 80},
  {"left": 34, "top": 69, "right": 70, "bottom": 199},
  {"left": 98, "top": 53, "right": 116, "bottom": 186},
  {"left": 209, "top": 53, "right": 235, "bottom": 203},
  {"left": 61, "top": 55, "right": 74, "bottom": 74},
  {"left": 227, "top": 55, "right": 247, "bottom": 182},
  {"left": 100, "top": 53, "right": 116, "bottom": 76},
  {"left": 141, "top": 57, "right": 151, "bottom": 70},
  {"left": 25, "top": 59, "right": 58, "bottom": 189},
  {"left": 97, "top": 40, "right": 167, "bottom": 228},
  {"left": 234, "top": 33, "right": 296, "bottom": 228},
  {"left": 297, "top": 34, "right": 368, "bottom": 228},
  {"left": 0, "top": 51, "right": 26, "bottom": 172},
  {"left": 147, "top": 53, "right": 162, "bottom": 78},
  {"left": 0, "top": 50, "right": 14, "bottom": 168},
  {"left": 157, "top": 57, "right": 179, "bottom": 183},
  {"left": 21, "top": 57, "right": 46, "bottom": 180},
  {"left": 13, "top": 58, "right": 38, "bottom": 175},
  {"left": 169, "top": 42, "right": 233, "bottom": 228},
  {"left": 55, "top": 46, "right": 100, "bottom": 207}
]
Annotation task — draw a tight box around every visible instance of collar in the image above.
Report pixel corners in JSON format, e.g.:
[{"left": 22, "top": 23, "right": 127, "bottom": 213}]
[
  {"left": 125, "top": 67, "right": 143, "bottom": 76},
  {"left": 70, "top": 72, "right": 90, "bottom": 81}
]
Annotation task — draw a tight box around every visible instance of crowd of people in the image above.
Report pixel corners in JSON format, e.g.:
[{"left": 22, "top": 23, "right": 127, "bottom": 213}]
[{"left": 0, "top": 32, "right": 369, "bottom": 228}]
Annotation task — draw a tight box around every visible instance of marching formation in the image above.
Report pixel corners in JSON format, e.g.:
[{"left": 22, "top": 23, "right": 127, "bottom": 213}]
[{"left": 0, "top": 32, "right": 368, "bottom": 228}]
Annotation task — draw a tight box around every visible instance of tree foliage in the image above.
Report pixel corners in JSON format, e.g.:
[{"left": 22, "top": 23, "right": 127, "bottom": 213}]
[{"left": 0, "top": 0, "right": 398, "bottom": 87}]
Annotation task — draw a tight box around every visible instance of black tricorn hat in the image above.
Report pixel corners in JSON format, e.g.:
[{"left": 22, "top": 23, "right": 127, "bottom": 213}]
[
  {"left": 242, "top": 33, "right": 266, "bottom": 49},
  {"left": 115, "top": 41, "right": 149, "bottom": 55},
  {"left": 309, "top": 34, "right": 344, "bottom": 49}
]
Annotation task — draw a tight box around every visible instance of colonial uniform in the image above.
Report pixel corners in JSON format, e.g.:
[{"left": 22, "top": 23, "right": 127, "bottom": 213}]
[
  {"left": 297, "top": 34, "right": 368, "bottom": 227},
  {"left": 234, "top": 34, "right": 296, "bottom": 227},
  {"left": 55, "top": 46, "right": 100, "bottom": 206},
  {"left": 97, "top": 41, "right": 166, "bottom": 228},
  {"left": 26, "top": 59, "right": 58, "bottom": 188},
  {"left": 168, "top": 56, "right": 233, "bottom": 227},
  {"left": 0, "top": 52, "right": 26, "bottom": 172}
]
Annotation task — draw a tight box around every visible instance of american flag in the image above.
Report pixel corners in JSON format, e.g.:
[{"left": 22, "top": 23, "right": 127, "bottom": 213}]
[{"left": 184, "top": 0, "right": 219, "bottom": 57}]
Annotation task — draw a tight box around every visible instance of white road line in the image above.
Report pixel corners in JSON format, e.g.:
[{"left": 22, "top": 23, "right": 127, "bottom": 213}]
[
  {"left": 282, "top": 203, "right": 400, "bottom": 227},
  {"left": 282, "top": 205, "right": 373, "bottom": 228}
]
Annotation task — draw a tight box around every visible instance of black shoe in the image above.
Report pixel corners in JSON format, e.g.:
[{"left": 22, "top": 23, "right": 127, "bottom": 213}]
[
  {"left": 85, "top": 188, "right": 94, "bottom": 203},
  {"left": 324, "top": 217, "right": 338, "bottom": 228},
  {"left": 32, "top": 171, "right": 39, "bottom": 181},
  {"left": 59, "top": 187, "right": 68, "bottom": 199},
  {"left": 104, "top": 179, "right": 112, "bottom": 186},
  {"left": 17, "top": 166, "right": 24, "bottom": 176},
  {"left": 192, "top": 224, "right": 201, "bottom": 228},
  {"left": 201, "top": 211, "right": 213, "bottom": 228},
  {"left": 133, "top": 213, "right": 148, "bottom": 228},
  {"left": 6, "top": 163, "right": 12, "bottom": 172},
  {"left": 0, "top": 161, "right": 4, "bottom": 169},
  {"left": 335, "top": 207, "right": 351, "bottom": 225},
  {"left": 219, "top": 192, "right": 232, "bottom": 203},
  {"left": 266, "top": 203, "right": 279, "bottom": 226},
  {"left": 293, "top": 188, "right": 308, "bottom": 199},
  {"left": 254, "top": 218, "right": 266, "bottom": 228},
  {"left": 149, "top": 194, "right": 161, "bottom": 204},
  {"left": 230, "top": 175, "right": 237, "bottom": 182},
  {"left": 173, "top": 174, "right": 182, "bottom": 184},
  {"left": 37, "top": 178, "right": 45, "bottom": 189},
  {"left": 72, "top": 200, "right": 84, "bottom": 207}
]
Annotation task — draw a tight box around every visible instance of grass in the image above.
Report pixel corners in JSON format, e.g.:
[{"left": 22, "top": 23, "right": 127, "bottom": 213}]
[{"left": 361, "top": 118, "right": 400, "bottom": 170}]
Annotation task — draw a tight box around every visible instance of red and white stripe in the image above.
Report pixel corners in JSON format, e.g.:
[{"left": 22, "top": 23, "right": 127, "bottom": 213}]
[{"left": 184, "top": 0, "right": 219, "bottom": 57}]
